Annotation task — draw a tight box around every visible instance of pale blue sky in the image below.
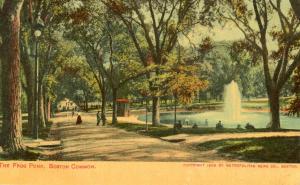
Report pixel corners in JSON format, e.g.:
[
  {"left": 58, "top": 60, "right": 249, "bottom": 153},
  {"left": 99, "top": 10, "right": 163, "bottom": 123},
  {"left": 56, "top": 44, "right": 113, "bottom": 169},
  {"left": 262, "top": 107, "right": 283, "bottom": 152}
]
[{"left": 180, "top": 1, "right": 293, "bottom": 49}]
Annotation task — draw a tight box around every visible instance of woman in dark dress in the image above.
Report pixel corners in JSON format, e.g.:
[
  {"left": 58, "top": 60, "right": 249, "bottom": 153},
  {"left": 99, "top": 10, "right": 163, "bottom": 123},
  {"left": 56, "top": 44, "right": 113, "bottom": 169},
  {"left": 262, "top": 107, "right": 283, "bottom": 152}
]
[{"left": 76, "top": 113, "right": 82, "bottom": 125}]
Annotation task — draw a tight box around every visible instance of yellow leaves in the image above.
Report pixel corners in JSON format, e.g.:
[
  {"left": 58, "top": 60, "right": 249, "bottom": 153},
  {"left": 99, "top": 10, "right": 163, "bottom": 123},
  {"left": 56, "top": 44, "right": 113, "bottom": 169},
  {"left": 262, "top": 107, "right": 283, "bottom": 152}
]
[
  {"left": 269, "top": 28, "right": 285, "bottom": 42},
  {"left": 69, "top": 8, "right": 90, "bottom": 25},
  {"left": 168, "top": 22, "right": 177, "bottom": 34},
  {"left": 107, "top": 0, "right": 129, "bottom": 15},
  {"left": 198, "top": 36, "right": 214, "bottom": 55},
  {"left": 170, "top": 73, "right": 208, "bottom": 104},
  {"left": 287, "top": 93, "right": 300, "bottom": 116},
  {"left": 230, "top": 0, "right": 248, "bottom": 17},
  {"left": 292, "top": 67, "right": 300, "bottom": 93}
]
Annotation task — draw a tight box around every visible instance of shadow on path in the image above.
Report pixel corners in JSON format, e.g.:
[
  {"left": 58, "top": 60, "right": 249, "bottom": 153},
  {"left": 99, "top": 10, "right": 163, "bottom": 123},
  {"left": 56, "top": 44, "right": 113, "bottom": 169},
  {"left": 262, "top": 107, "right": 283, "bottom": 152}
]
[{"left": 42, "top": 114, "right": 232, "bottom": 162}]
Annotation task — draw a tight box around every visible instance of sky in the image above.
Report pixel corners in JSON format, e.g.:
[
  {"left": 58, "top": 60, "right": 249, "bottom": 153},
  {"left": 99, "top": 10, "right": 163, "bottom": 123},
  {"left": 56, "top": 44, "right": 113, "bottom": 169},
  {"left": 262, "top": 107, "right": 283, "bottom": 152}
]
[
  {"left": 180, "top": 1, "right": 293, "bottom": 49},
  {"left": 180, "top": 23, "right": 244, "bottom": 47}
]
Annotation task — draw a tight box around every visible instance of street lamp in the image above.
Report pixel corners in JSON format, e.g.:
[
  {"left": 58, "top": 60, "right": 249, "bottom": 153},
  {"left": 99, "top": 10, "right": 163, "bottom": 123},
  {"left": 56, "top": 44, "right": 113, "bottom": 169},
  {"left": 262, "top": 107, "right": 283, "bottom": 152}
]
[
  {"left": 32, "top": 16, "right": 45, "bottom": 140},
  {"left": 145, "top": 96, "right": 149, "bottom": 131},
  {"left": 141, "top": 91, "right": 149, "bottom": 132},
  {"left": 34, "top": 29, "right": 42, "bottom": 140},
  {"left": 34, "top": 30, "right": 41, "bottom": 38}
]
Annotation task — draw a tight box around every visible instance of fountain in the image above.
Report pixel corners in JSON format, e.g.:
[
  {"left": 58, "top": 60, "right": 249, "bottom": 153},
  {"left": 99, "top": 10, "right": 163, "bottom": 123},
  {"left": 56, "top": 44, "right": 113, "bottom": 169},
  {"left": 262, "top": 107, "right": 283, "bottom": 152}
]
[
  {"left": 138, "top": 82, "right": 300, "bottom": 129},
  {"left": 223, "top": 80, "right": 242, "bottom": 121}
]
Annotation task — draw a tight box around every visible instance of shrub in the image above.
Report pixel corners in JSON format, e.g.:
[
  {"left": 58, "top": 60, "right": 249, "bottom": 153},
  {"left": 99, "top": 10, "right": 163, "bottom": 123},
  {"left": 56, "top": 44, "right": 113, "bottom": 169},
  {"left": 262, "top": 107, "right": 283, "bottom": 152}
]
[
  {"left": 237, "top": 124, "right": 242, "bottom": 129},
  {"left": 216, "top": 121, "right": 224, "bottom": 129},
  {"left": 192, "top": 123, "right": 198, "bottom": 129},
  {"left": 174, "top": 121, "right": 183, "bottom": 130},
  {"left": 245, "top": 123, "right": 255, "bottom": 130}
]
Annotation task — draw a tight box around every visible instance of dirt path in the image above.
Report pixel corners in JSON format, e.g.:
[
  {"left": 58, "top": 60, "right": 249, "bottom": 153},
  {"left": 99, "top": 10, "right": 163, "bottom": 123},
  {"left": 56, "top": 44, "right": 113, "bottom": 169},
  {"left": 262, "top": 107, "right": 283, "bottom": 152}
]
[{"left": 45, "top": 114, "right": 234, "bottom": 162}]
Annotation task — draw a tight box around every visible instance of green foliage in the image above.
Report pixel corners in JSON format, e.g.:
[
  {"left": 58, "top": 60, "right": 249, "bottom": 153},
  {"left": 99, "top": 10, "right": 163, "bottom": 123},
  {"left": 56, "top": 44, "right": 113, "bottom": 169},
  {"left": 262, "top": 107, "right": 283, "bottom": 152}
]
[
  {"left": 288, "top": 67, "right": 300, "bottom": 116},
  {"left": 131, "top": 47, "right": 208, "bottom": 104},
  {"left": 50, "top": 40, "right": 99, "bottom": 104},
  {"left": 0, "top": 0, "right": 3, "bottom": 11},
  {"left": 197, "top": 41, "right": 267, "bottom": 100}
]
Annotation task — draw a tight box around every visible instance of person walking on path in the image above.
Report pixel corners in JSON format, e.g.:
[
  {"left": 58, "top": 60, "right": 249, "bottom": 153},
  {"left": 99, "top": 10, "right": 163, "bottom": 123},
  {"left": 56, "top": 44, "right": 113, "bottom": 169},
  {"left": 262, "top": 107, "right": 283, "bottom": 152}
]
[
  {"left": 97, "top": 111, "right": 101, "bottom": 126},
  {"left": 76, "top": 113, "right": 83, "bottom": 125}
]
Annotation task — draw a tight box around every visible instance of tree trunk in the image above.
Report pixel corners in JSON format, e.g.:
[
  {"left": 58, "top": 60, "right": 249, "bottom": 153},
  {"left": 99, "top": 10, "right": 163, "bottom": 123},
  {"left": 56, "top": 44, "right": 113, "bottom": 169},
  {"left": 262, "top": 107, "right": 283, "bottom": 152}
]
[
  {"left": 100, "top": 89, "right": 107, "bottom": 125},
  {"left": 152, "top": 96, "right": 160, "bottom": 126},
  {"left": 0, "top": 0, "right": 25, "bottom": 154},
  {"left": 44, "top": 94, "right": 48, "bottom": 123},
  {"left": 20, "top": 26, "right": 35, "bottom": 137},
  {"left": 290, "top": 0, "right": 300, "bottom": 19},
  {"left": 26, "top": 93, "right": 34, "bottom": 134},
  {"left": 20, "top": 46, "right": 35, "bottom": 136},
  {"left": 268, "top": 89, "right": 281, "bottom": 130},
  {"left": 85, "top": 98, "right": 88, "bottom": 112},
  {"left": 83, "top": 91, "right": 89, "bottom": 112},
  {"left": 38, "top": 86, "right": 46, "bottom": 128},
  {"left": 112, "top": 88, "right": 118, "bottom": 125},
  {"left": 47, "top": 98, "right": 51, "bottom": 120}
]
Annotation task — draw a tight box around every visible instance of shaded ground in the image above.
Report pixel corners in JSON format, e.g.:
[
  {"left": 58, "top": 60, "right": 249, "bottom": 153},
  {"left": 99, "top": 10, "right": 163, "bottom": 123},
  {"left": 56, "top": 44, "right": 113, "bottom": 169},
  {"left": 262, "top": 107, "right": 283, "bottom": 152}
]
[{"left": 43, "top": 114, "right": 234, "bottom": 162}]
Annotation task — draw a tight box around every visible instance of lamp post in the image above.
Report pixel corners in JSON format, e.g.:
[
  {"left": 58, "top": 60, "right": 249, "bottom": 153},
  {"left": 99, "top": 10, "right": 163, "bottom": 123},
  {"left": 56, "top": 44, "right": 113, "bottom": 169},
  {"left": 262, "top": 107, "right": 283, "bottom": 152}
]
[
  {"left": 174, "top": 94, "right": 177, "bottom": 126},
  {"left": 34, "top": 29, "right": 41, "bottom": 140},
  {"left": 145, "top": 97, "right": 149, "bottom": 131},
  {"left": 141, "top": 91, "right": 149, "bottom": 132}
]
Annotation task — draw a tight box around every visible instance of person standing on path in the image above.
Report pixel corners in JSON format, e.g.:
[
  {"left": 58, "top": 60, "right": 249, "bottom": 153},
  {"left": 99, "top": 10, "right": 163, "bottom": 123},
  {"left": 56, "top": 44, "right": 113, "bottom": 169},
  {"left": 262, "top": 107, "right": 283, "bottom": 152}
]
[
  {"left": 76, "top": 113, "right": 83, "bottom": 125},
  {"left": 97, "top": 111, "right": 101, "bottom": 126}
]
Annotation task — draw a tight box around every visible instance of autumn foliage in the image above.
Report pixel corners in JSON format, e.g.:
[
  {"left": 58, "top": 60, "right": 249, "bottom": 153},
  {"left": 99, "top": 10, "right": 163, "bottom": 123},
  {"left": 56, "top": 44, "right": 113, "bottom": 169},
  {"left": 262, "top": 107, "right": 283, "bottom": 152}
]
[
  {"left": 288, "top": 67, "right": 300, "bottom": 117},
  {"left": 167, "top": 63, "right": 208, "bottom": 104}
]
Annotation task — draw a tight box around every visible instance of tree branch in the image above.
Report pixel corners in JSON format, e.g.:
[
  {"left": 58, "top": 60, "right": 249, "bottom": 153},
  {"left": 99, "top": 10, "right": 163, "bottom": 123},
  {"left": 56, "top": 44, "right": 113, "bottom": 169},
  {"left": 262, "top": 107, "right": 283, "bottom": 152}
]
[{"left": 278, "top": 51, "right": 300, "bottom": 89}]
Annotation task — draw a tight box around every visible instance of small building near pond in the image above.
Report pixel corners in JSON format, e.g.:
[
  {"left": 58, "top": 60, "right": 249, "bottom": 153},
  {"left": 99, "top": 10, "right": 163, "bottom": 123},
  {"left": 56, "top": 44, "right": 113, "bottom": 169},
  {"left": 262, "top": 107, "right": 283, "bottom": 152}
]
[{"left": 117, "top": 99, "right": 130, "bottom": 117}]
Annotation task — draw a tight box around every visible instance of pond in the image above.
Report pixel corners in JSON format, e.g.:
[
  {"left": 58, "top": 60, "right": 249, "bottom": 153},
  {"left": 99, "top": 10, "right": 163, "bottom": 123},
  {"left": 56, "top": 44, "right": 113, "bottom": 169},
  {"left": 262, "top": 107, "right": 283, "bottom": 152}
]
[{"left": 138, "top": 111, "right": 300, "bottom": 130}]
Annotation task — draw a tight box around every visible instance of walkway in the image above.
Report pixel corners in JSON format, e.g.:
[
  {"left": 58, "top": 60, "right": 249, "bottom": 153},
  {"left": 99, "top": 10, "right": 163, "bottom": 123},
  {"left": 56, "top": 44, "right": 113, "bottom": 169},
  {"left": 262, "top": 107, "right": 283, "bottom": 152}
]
[{"left": 44, "top": 114, "right": 231, "bottom": 162}]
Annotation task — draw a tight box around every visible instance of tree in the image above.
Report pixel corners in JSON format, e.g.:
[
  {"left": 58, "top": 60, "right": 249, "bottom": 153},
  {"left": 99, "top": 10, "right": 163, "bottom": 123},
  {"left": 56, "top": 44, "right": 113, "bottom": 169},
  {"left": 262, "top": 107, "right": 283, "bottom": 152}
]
[
  {"left": 290, "top": 0, "right": 300, "bottom": 19},
  {"left": 0, "top": 0, "right": 25, "bottom": 154},
  {"left": 132, "top": 44, "right": 208, "bottom": 126},
  {"left": 288, "top": 0, "right": 300, "bottom": 116},
  {"left": 288, "top": 66, "right": 300, "bottom": 117},
  {"left": 218, "top": 0, "right": 300, "bottom": 129},
  {"left": 63, "top": 1, "right": 155, "bottom": 124},
  {"left": 102, "top": 18, "right": 156, "bottom": 124},
  {"left": 20, "top": 0, "right": 69, "bottom": 135},
  {"left": 103, "top": 0, "right": 215, "bottom": 125},
  {"left": 229, "top": 40, "right": 267, "bottom": 99},
  {"left": 53, "top": 55, "right": 99, "bottom": 112},
  {"left": 62, "top": 1, "right": 110, "bottom": 124}
]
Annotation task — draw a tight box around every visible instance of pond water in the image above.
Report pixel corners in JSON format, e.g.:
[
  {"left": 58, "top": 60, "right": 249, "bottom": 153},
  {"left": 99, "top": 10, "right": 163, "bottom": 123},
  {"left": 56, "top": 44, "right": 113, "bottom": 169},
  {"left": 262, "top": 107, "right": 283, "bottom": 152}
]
[{"left": 138, "top": 111, "right": 300, "bottom": 130}]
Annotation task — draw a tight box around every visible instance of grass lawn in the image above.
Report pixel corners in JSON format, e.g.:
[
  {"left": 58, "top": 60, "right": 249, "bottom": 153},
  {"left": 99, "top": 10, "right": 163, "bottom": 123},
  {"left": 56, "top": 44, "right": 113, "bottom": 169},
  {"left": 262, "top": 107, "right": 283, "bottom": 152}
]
[
  {"left": 113, "top": 123, "right": 298, "bottom": 138},
  {"left": 197, "top": 137, "right": 300, "bottom": 163},
  {"left": 114, "top": 122, "right": 300, "bottom": 162}
]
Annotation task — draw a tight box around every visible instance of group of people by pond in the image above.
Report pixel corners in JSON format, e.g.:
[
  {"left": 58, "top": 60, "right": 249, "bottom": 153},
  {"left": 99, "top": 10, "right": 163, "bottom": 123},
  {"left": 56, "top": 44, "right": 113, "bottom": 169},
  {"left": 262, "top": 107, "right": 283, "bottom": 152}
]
[{"left": 174, "top": 119, "right": 256, "bottom": 131}]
